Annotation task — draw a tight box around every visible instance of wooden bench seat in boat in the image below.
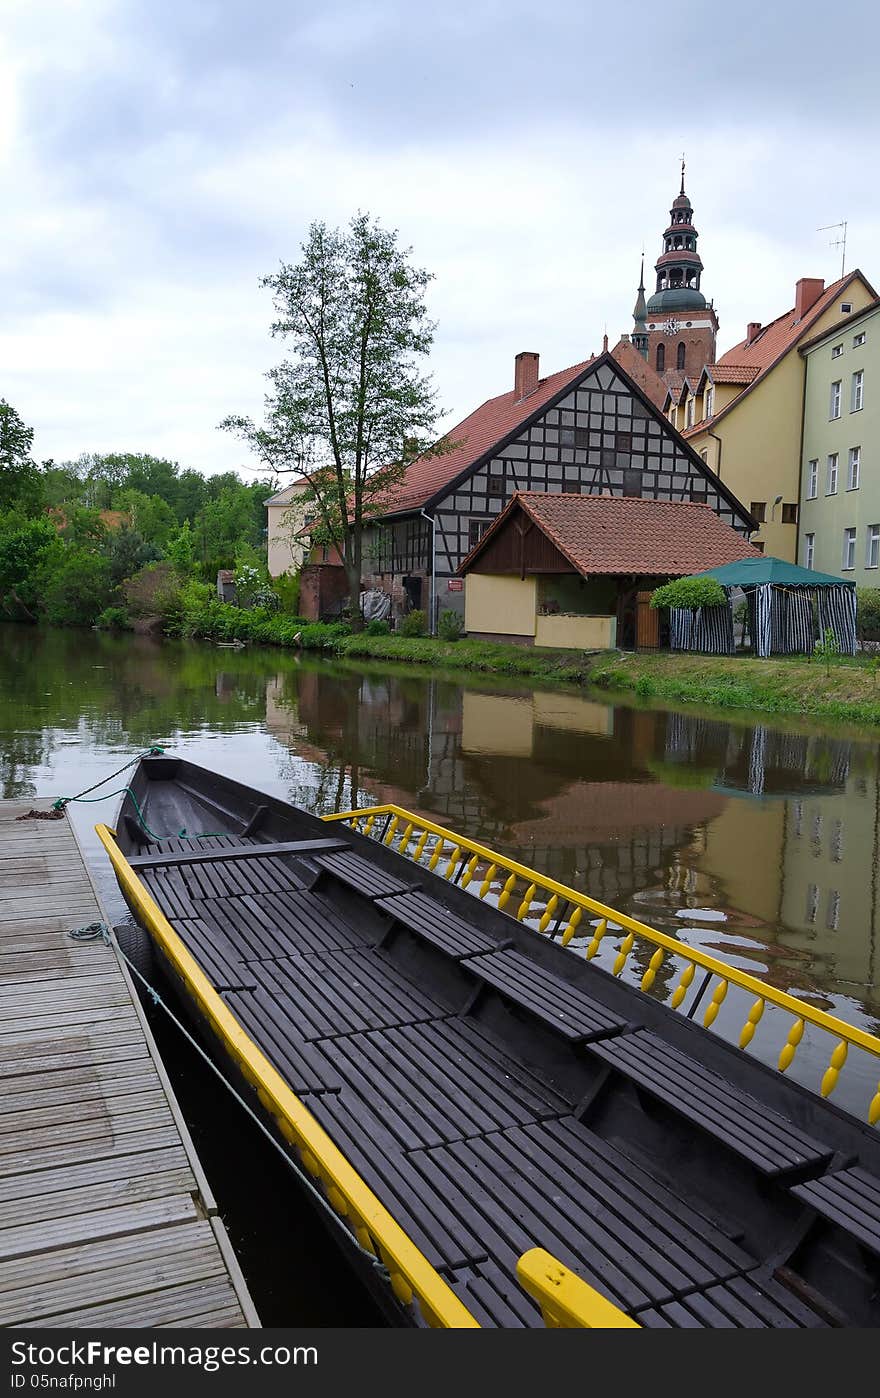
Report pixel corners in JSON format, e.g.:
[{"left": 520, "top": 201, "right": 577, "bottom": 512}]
[
  {"left": 195, "top": 891, "right": 378, "bottom": 960},
  {"left": 221, "top": 989, "right": 343, "bottom": 1095},
  {"left": 634, "top": 1273, "right": 829, "bottom": 1328},
  {"left": 311, "top": 849, "right": 417, "bottom": 901},
  {"left": 376, "top": 890, "right": 505, "bottom": 960},
  {"left": 408, "top": 1116, "right": 755, "bottom": 1318},
  {"left": 128, "top": 838, "right": 346, "bottom": 869},
  {"left": 587, "top": 1029, "right": 833, "bottom": 1180},
  {"left": 790, "top": 1166, "right": 880, "bottom": 1257},
  {"left": 463, "top": 947, "right": 629, "bottom": 1043}
]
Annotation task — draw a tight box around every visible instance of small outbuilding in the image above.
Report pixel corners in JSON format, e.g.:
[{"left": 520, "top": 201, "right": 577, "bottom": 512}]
[
  {"left": 680, "top": 556, "right": 857, "bottom": 657},
  {"left": 458, "top": 492, "right": 760, "bottom": 650}
]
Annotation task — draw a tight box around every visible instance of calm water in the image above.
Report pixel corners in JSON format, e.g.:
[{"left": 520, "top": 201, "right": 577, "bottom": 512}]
[{"left": 3, "top": 623, "right": 879, "bottom": 1315}]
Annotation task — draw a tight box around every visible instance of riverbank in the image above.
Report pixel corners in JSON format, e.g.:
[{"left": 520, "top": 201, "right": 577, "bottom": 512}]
[{"left": 335, "top": 633, "right": 880, "bottom": 726}]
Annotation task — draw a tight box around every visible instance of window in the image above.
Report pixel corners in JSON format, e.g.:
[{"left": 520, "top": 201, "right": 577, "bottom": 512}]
[
  {"left": 854, "top": 332, "right": 867, "bottom": 348},
  {"left": 685, "top": 396, "right": 695, "bottom": 427},
  {"left": 782, "top": 502, "right": 798, "bottom": 524},
  {"left": 851, "top": 370, "right": 864, "bottom": 411},
  {"left": 831, "top": 344, "right": 843, "bottom": 359},
  {"left": 867, "top": 524, "right": 880, "bottom": 570},
  {"left": 487, "top": 475, "right": 503, "bottom": 496},
  {"left": 676, "top": 342, "right": 686, "bottom": 371},
  {"left": 622, "top": 469, "right": 642, "bottom": 497},
  {"left": 807, "top": 458, "right": 818, "bottom": 498},
  {"left": 842, "top": 526, "right": 857, "bottom": 570},
  {"left": 841, "top": 302, "right": 853, "bottom": 314},
  {"left": 704, "top": 386, "right": 714, "bottom": 418},
  {"left": 615, "top": 430, "right": 631, "bottom": 452},
  {"left": 700, "top": 448, "right": 708, "bottom": 462},
  {"left": 750, "top": 501, "right": 767, "bottom": 522},
  {"left": 468, "top": 519, "right": 490, "bottom": 548},
  {"left": 804, "top": 532, "right": 815, "bottom": 569},
  {"left": 830, "top": 380, "right": 842, "bottom": 418},
  {"left": 753, "top": 541, "right": 765, "bottom": 553},
  {"left": 826, "top": 453, "right": 838, "bottom": 494},
  {"left": 847, "top": 446, "right": 860, "bottom": 490},
  {"left": 575, "top": 427, "right": 590, "bottom": 449},
  {"left": 656, "top": 343, "right": 665, "bottom": 372},
  {"left": 561, "top": 480, "right": 581, "bottom": 494}
]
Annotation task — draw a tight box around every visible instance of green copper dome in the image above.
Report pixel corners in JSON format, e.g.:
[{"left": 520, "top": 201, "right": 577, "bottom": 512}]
[{"left": 646, "top": 286, "right": 707, "bottom": 313}]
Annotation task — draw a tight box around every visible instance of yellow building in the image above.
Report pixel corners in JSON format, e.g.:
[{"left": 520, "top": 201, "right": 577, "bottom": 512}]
[
  {"left": 669, "top": 272, "right": 876, "bottom": 560},
  {"left": 264, "top": 478, "right": 311, "bottom": 578}
]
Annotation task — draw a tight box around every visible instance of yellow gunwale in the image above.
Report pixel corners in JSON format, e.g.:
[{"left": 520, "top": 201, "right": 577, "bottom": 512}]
[
  {"left": 325, "top": 803, "right": 880, "bottom": 1118},
  {"left": 95, "top": 822, "right": 481, "bottom": 1329}
]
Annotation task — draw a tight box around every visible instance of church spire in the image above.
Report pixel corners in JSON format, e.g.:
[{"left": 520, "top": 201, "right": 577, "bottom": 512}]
[
  {"left": 646, "top": 165, "right": 707, "bottom": 316},
  {"left": 632, "top": 255, "right": 649, "bottom": 359}
]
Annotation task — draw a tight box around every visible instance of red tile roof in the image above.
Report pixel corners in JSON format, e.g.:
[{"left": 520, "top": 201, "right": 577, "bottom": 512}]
[
  {"left": 459, "top": 491, "right": 760, "bottom": 578},
  {"left": 608, "top": 337, "right": 668, "bottom": 409},
  {"left": 703, "top": 363, "right": 760, "bottom": 385}
]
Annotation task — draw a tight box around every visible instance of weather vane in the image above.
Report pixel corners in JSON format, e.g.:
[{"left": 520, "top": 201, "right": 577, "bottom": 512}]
[{"left": 817, "top": 220, "right": 848, "bottom": 279}]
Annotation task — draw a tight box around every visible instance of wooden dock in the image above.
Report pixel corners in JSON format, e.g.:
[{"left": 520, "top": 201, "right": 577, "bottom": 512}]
[{"left": 0, "top": 799, "right": 259, "bottom": 1329}]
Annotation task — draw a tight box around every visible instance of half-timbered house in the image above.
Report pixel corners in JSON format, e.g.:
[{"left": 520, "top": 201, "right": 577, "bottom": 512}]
[{"left": 361, "top": 342, "right": 755, "bottom": 628}]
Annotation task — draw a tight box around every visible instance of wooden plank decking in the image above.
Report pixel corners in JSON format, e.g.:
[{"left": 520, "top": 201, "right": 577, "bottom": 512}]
[{"left": 0, "top": 799, "right": 259, "bottom": 1329}]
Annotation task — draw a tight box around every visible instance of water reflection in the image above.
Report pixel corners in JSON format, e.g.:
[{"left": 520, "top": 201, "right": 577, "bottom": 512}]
[{"left": 1, "top": 623, "right": 877, "bottom": 1032}]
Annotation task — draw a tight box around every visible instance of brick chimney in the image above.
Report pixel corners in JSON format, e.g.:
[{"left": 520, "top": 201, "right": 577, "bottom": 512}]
[
  {"left": 795, "top": 277, "right": 825, "bottom": 320},
  {"left": 745, "top": 321, "right": 762, "bottom": 346},
  {"left": 514, "top": 351, "right": 539, "bottom": 400}
]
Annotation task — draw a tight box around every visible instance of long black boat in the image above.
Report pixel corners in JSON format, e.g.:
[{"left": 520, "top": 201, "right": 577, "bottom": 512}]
[{"left": 97, "top": 753, "right": 880, "bottom": 1329}]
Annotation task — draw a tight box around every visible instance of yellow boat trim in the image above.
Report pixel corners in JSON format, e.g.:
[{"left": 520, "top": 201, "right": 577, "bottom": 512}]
[
  {"left": 325, "top": 804, "right": 880, "bottom": 1123},
  {"left": 517, "top": 1250, "right": 640, "bottom": 1328},
  {"left": 95, "top": 823, "right": 480, "bottom": 1329}
]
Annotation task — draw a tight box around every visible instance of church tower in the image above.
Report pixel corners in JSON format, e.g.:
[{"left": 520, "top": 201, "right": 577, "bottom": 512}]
[
  {"left": 632, "top": 255, "right": 649, "bottom": 359},
  {"left": 644, "top": 162, "right": 718, "bottom": 384}
]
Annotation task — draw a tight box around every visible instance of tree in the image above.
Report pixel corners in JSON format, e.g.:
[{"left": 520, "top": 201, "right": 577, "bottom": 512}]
[
  {"left": 119, "top": 488, "right": 177, "bottom": 548},
  {"left": 42, "top": 550, "right": 113, "bottom": 627},
  {"left": 0, "top": 400, "right": 40, "bottom": 514},
  {"left": 104, "top": 525, "right": 161, "bottom": 585},
  {"left": 0, "top": 513, "right": 63, "bottom": 620},
  {"left": 221, "top": 213, "right": 442, "bottom": 629},
  {"left": 651, "top": 577, "right": 727, "bottom": 612}
]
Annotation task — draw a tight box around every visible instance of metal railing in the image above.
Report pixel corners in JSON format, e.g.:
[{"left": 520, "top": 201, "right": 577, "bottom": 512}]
[{"left": 324, "top": 804, "right": 880, "bottom": 1127}]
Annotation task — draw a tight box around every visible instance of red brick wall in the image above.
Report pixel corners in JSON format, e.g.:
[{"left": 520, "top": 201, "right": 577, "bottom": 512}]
[
  {"left": 648, "top": 326, "right": 717, "bottom": 383},
  {"left": 299, "top": 564, "right": 349, "bottom": 621}
]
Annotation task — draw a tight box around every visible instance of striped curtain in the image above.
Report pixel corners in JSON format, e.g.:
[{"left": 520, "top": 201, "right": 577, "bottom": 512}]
[
  {"left": 753, "top": 585, "right": 773, "bottom": 657},
  {"left": 670, "top": 604, "right": 734, "bottom": 655},
  {"left": 817, "top": 585, "right": 857, "bottom": 656}
]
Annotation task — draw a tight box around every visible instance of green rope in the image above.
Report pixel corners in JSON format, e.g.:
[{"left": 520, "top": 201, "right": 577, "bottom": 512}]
[{"left": 52, "top": 745, "right": 165, "bottom": 812}]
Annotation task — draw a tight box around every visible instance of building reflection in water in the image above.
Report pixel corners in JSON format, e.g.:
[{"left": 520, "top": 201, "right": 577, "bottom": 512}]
[{"left": 268, "top": 666, "right": 878, "bottom": 1026}]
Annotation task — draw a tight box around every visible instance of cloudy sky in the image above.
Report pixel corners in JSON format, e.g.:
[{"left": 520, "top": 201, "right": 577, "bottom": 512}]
[{"left": 2, "top": 0, "right": 878, "bottom": 477}]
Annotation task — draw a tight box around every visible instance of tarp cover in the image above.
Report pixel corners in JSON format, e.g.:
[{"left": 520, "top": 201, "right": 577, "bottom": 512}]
[{"left": 688, "top": 556, "right": 855, "bottom": 590}]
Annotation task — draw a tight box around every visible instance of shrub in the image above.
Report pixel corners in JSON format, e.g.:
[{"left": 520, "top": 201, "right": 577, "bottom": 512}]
[
  {"left": 399, "top": 609, "right": 427, "bottom": 638},
  {"left": 437, "top": 609, "right": 464, "bottom": 642},
  {"left": 365, "top": 617, "right": 390, "bottom": 636},
  {"left": 635, "top": 674, "right": 655, "bottom": 698},
  {"left": 123, "top": 561, "right": 180, "bottom": 618},
  {"left": 651, "top": 577, "right": 727, "bottom": 611},
  {"left": 95, "top": 606, "right": 130, "bottom": 631},
  {"left": 273, "top": 570, "right": 301, "bottom": 616},
  {"left": 42, "top": 549, "right": 114, "bottom": 627},
  {"left": 814, "top": 626, "right": 840, "bottom": 677},
  {"left": 857, "top": 587, "right": 880, "bottom": 642}
]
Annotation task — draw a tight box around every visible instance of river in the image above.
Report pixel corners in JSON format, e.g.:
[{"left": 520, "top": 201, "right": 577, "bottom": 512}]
[{"left": 2, "top": 622, "right": 878, "bottom": 1319}]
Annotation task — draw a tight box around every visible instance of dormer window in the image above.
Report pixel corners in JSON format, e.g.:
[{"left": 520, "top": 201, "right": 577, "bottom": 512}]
[
  {"left": 686, "top": 396, "right": 695, "bottom": 428},
  {"left": 705, "top": 385, "right": 715, "bottom": 418}
]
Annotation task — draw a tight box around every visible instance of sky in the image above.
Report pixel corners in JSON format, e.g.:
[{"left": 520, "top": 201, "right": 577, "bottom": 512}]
[{"left": 2, "top": 0, "right": 879, "bottom": 478}]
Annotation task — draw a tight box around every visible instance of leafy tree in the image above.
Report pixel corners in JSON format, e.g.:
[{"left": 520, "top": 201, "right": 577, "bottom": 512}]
[
  {"left": 174, "top": 468, "right": 208, "bottom": 523},
  {"left": 0, "top": 513, "right": 63, "bottom": 620},
  {"left": 39, "top": 462, "right": 87, "bottom": 510},
  {"left": 57, "top": 506, "right": 108, "bottom": 548},
  {"left": 0, "top": 400, "right": 40, "bottom": 514},
  {"left": 165, "top": 520, "right": 197, "bottom": 575},
  {"left": 104, "top": 525, "right": 161, "bottom": 585},
  {"left": 42, "top": 549, "right": 112, "bottom": 627},
  {"left": 192, "top": 482, "right": 268, "bottom": 574},
  {"left": 119, "top": 488, "right": 177, "bottom": 547},
  {"left": 221, "top": 212, "right": 443, "bottom": 629}
]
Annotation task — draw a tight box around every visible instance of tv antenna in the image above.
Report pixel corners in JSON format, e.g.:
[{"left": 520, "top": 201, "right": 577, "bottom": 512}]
[{"left": 817, "top": 220, "right": 847, "bottom": 278}]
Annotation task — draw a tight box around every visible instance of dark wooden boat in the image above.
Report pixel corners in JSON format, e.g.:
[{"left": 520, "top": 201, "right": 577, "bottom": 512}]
[{"left": 97, "top": 753, "right": 880, "bottom": 1329}]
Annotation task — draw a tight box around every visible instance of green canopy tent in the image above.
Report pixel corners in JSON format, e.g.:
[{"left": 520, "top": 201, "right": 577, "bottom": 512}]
[{"left": 673, "top": 557, "right": 856, "bottom": 658}]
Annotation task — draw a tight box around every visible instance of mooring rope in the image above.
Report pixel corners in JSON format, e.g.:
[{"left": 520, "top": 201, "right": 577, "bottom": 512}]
[{"left": 69, "top": 921, "right": 393, "bottom": 1290}]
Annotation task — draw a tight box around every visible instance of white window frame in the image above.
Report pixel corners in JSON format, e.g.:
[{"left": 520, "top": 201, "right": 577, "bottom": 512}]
[
  {"left": 830, "top": 380, "right": 842, "bottom": 418},
  {"left": 685, "top": 396, "right": 695, "bottom": 428},
  {"left": 848, "top": 446, "right": 861, "bottom": 491},
  {"left": 807, "top": 459, "right": 818, "bottom": 499},
  {"left": 826, "top": 453, "right": 838, "bottom": 494},
  {"left": 851, "top": 370, "right": 864, "bottom": 412},
  {"left": 704, "top": 385, "right": 714, "bottom": 418},
  {"left": 842, "top": 527, "right": 857, "bottom": 571},
  {"left": 831, "top": 344, "right": 843, "bottom": 359},
  {"left": 853, "top": 332, "right": 866, "bottom": 348},
  {"left": 866, "top": 524, "right": 880, "bottom": 570},
  {"left": 805, "top": 533, "right": 815, "bottom": 569}
]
